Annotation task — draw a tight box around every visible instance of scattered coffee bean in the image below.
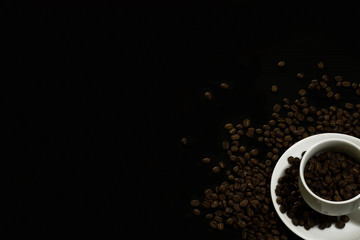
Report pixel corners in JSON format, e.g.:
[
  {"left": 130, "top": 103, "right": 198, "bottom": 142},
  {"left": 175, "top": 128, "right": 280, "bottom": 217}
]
[
  {"left": 204, "top": 91, "right": 212, "bottom": 100},
  {"left": 243, "top": 118, "right": 251, "bottom": 128},
  {"left": 202, "top": 157, "right": 211, "bottom": 164},
  {"left": 193, "top": 208, "right": 201, "bottom": 215},
  {"left": 356, "top": 88, "right": 360, "bottom": 96},
  {"left": 297, "top": 72, "right": 304, "bottom": 79},
  {"left": 317, "top": 61, "right": 324, "bottom": 69},
  {"left": 273, "top": 104, "right": 282, "bottom": 113},
  {"left": 345, "top": 102, "right": 354, "bottom": 109},
  {"left": 335, "top": 220, "right": 345, "bottom": 229},
  {"left": 271, "top": 84, "right": 279, "bottom": 93},
  {"left": 212, "top": 166, "right": 221, "bottom": 174},
  {"left": 190, "top": 199, "right": 201, "bottom": 207},
  {"left": 221, "top": 140, "right": 230, "bottom": 150},
  {"left": 298, "top": 89, "right": 306, "bottom": 96},
  {"left": 220, "top": 82, "right": 229, "bottom": 89},
  {"left": 277, "top": 60, "right": 286, "bottom": 67},
  {"left": 334, "top": 93, "right": 341, "bottom": 100},
  {"left": 342, "top": 81, "right": 351, "bottom": 87},
  {"left": 224, "top": 123, "right": 233, "bottom": 131}
]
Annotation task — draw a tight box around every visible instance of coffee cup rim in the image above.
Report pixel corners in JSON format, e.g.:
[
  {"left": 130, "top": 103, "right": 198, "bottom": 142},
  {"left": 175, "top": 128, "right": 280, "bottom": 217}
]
[{"left": 299, "top": 137, "right": 360, "bottom": 205}]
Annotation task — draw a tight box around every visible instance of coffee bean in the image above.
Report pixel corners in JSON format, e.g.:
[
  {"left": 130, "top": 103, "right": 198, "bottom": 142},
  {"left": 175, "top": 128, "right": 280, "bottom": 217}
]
[
  {"left": 277, "top": 60, "right": 286, "bottom": 67},
  {"left": 214, "top": 215, "right": 223, "bottom": 222},
  {"left": 335, "top": 221, "right": 345, "bottom": 229},
  {"left": 205, "top": 213, "right": 213, "bottom": 220},
  {"left": 237, "top": 220, "right": 246, "bottom": 229},
  {"left": 250, "top": 148, "right": 259, "bottom": 156},
  {"left": 317, "top": 61, "right": 324, "bottom": 69},
  {"left": 356, "top": 88, "right": 360, "bottom": 96},
  {"left": 181, "top": 137, "right": 188, "bottom": 145},
  {"left": 239, "top": 145, "right": 247, "bottom": 153},
  {"left": 193, "top": 208, "right": 201, "bottom": 215},
  {"left": 322, "top": 74, "right": 329, "bottom": 81},
  {"left": 298, "top": 89, "right": 306, "bottom": 96},
  {"left": 341, "top": 215, "right": 350, "bottom": 223},
  {"left": 334, "top": 75, "right": 343, "bottom": 81},
  {"left": 204, "top": 91, "right": 212, "bottom": 100},
  {"left": 345, "top": 102, "right": 354, "bottom": 109},
  {"left": 212, "top": 166, "right": 220, "bottom": 174},
  {"left": 230, "top": 133, "right": 240, "bottom": 140},
  {"left": 190, "top": 199, "right": 201, "bottom": 207},
  {"left": 243, "top": 118, "right": 251, "bottom": 128},
  {"left": 273, "top": 104, "right": 282, "bottom": 113},
  {"left": 221, "top": 141, "right": 230, "bottom": 150},
  {"left": 202, "top": 157, "right": 211, "bottom": 164},
  {"left": 327, "top": 91, "right": 334, "bottom": 98},
  {"left": 297, "top": 72, "right": 304, "bottom": 79},
  {"left": 220, "top": 82, "right": 229, "bottom": 89},
  {"left": 239, "top": 199, "right": 249, "bottom": 207},
  {"left": 224, "top": 123, "right": 233, "bottom": 130},
  {"left": 217, "top": 222, "right": 224, "bottom": 230},
  {"left": 209, "top": 220, "right": 217, "bottom": 229},
  {"left": 271, "top": 85, "right": 279, "bottom": 93},
  {"left": 342, "top": 81, "right": 351, "bottom": 87}
]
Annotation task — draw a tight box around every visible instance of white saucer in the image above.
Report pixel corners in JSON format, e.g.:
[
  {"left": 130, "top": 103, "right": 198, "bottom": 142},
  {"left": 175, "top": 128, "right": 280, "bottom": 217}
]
[{"left": 270, "top": 133, "right": 360, "bottom": 240}]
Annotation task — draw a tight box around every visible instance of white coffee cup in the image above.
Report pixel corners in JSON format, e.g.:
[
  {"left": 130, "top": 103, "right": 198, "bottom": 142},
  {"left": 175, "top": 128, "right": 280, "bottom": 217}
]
[{"left": 299, "top": 137, "right": 360, "bottom": 216}]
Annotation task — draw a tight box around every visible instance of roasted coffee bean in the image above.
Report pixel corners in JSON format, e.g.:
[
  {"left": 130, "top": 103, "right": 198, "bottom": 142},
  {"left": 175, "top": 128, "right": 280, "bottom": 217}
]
[
  {"left": 277, "top": 60, "right": 286, "bottom": 67},
  {"left": 335, "top": 221, "right": 345, "bottom": 229},
  {"left": 181, "top": 137, "right": 188, "bottom": 145},
  {"left": 190, "top": 199, "right": 201, "bottom": 207},
  {"left": 209, "top": 220, "right": 217, "bottom": 229},
  {"left": 298, "top": 89, "right": 306, "bottom": 96},
  {"left": 273, "top": 104, "right": 282, "bottom": 112},
  {"left": 217, "top": 222, "right": 224, "bottom": 230},
  {"left": 220, "top": 82, "right": 229, "bottom": 89},
  {"left": 239, "top": 199, "right": 249, "bottom": 207},
  {"left": 271, "top": 84, "right": 279, "bottom": 93},
  {"left": 212, "top": 166, "right": 221, "bottom": 174},
  {"left": 204, "top": 91, "right": 212, "bottom": 100},
  {"left": 205, "top": 213, "right": 213, "bottom": 220},
  {"left": 345, "top": 102, "right": 354, "bottom": 109},
  {"left": 243, "top": 118, "right": 251, "bottom": 128},
  {"left": 250, "top": 148, "right": 259, "bottom": 156},
  {"left": 224, "top": 123, "right": 234, "bottom": 131},
  {"left": 202, "top": 157, "right": 211, "bottom": 164},
  {"left": 193, "top": 208, "right": 201, "bottom": 215},
  {"left": 221, "top": 140, "right": 230, "bottom": 150},
  {"left": 297, "top": 72, "right": 304, "bottom": 79},
  {"left": 341, "top": 215, "right": 350, "bottom": 222},
  {"left": 356, "top": 88, "right": 360, "bottom": 96},
  {"left": 341, "top": 81, "right": 351, "bottom": 87},
  {"left": 317, "top": 61, "right": 324, "bottom": 69},
  {"left": 327, "top": 91, "right": 334, "bottom": 98}
]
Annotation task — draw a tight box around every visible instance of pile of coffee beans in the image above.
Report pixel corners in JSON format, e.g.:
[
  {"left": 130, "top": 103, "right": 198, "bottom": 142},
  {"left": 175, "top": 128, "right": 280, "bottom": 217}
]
[
  {"left": 304, "top": 151, "right": 360, "bottom": 201},
  {"left": 275, "top": 155, "right": 350, "bottom": 230},
  {"left": 189, "top": 60, "right": 360, "bottom": 239}
]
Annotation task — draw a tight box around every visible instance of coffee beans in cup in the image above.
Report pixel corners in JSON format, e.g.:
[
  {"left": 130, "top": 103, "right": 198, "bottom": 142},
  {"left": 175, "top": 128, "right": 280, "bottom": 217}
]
[
  {"left": 275, "top": 156, "right": 350, "bottom": 230},
  {"left": 304, "top": 151, "right": 360, "bottom": 201}
]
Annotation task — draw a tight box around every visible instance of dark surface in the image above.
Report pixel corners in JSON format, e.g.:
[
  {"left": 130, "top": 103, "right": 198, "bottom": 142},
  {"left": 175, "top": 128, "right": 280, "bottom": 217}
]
[
  {"left": 143, "top": 3, "right": 360, "bottom": 240},
  {"left": 3, "top": 2, "right": 360, "bottom": 239}
]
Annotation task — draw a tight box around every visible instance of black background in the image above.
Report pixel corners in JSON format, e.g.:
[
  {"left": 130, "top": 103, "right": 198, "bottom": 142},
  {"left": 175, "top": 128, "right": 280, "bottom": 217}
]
[{"left": 3, "top": 2, "right": 360, "bottom": 239}]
